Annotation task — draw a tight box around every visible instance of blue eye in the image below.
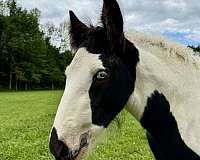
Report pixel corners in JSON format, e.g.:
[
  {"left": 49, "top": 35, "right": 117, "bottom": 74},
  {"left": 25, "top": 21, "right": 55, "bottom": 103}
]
[{"left": 96, "top": 70, "right": 110, "bottom": 81}]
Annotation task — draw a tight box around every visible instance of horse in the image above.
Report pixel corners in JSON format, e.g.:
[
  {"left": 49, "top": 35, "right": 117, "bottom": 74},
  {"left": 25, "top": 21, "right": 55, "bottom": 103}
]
[{"left": 49, "top": 0, "right": 200, "bottom": 159}]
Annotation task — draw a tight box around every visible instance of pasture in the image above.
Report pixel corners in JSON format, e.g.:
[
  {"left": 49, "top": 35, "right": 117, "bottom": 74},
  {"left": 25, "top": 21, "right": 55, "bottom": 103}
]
[{"left": 0, "top": 91, "right": 153, "bottom": 160}]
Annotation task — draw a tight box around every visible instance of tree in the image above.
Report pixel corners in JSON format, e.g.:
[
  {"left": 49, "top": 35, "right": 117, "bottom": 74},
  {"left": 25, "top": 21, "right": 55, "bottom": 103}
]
[
  {"left": 0, "top": 0, "right": 73, "bottom": 90},
  {"left": 188, "top": 45, "right": 200, "bottom": 55},
  {"left": 42, "top": 21, "right": 70, "bottom": 53}
]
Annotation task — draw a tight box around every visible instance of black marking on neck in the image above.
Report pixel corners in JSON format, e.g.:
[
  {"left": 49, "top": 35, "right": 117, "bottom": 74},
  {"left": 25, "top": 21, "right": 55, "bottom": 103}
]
[{"left": 140, "top": 90, "right": 200, "bottom": 160}]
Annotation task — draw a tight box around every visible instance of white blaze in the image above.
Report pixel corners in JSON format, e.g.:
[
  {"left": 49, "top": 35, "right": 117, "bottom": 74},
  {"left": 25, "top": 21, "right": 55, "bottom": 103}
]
[{"left": 53, "top": 48, "right": 104, "bottom": 148}]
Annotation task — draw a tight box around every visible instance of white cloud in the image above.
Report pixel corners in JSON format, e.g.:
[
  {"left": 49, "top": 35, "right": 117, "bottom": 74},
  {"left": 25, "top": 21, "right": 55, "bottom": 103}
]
[{"left": 16, "top": 0, "right": 200, "bottom": 44}]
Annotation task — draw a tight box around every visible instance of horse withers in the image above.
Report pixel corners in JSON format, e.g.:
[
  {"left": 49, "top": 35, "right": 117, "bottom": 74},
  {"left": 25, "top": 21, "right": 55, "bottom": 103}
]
[{"left": 49, "top": 0, "right": 200, "bottom": 159}]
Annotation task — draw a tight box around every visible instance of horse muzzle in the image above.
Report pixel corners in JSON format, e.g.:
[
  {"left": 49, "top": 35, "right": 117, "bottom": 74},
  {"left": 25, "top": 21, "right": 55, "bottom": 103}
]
[{"left": 49, "top": 127, "right": 89, "bottom": 160}]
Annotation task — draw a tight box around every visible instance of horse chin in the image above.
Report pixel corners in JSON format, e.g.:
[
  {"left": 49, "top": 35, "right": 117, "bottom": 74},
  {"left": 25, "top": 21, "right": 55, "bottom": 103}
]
[
  {"left": 74, "top": 134, "right": 90, "bottom": 160},
  {"left": 75, "top": 136, "right": 98, "bottom": 160}
]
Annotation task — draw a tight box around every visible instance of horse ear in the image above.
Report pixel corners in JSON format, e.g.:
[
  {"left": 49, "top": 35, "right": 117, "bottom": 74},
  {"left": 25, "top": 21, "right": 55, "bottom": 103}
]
[
  {"left": 101, "top": 0, "right": 124, "bottom": 50},
  {"left": 69, "top": 10, "right": 89, "bottom": 49}
]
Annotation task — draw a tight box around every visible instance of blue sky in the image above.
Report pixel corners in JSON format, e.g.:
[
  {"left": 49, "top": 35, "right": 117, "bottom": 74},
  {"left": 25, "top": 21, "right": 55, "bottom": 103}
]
[
  {"left": 163, "top": 32, "right": 199, "bottom": 47},
  {"left": 17, "top": 0, "right": 200, "bottom": 47}
]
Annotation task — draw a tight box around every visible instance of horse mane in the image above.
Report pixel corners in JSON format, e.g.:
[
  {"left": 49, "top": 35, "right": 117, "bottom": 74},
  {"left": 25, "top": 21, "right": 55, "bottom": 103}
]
[{"left": 125, "top": 31, "right": 200, "bottom": 70}]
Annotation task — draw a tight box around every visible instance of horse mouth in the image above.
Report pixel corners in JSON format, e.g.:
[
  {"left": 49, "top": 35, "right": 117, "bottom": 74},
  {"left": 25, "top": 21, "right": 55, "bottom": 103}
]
[
  {"left": 74, "top": 146, "right": 88, "bottom": 160},
  {"left": 66, "top": 132, "right": 90, "bottom": 160},
  {"left": 74, "top": 133, "right": 89, "bottom": 160},
  {"left": 69, "top": 136, "right": 88, "bottom": 160},
  {"left": 49, "top": 128, "right": 90, "bottom": 160}
]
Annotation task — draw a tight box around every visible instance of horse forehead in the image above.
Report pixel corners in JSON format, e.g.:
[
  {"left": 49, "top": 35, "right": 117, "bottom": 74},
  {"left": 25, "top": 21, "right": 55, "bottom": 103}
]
[{"left": 66, "top": 48, "right": 104, "bottom": 75}]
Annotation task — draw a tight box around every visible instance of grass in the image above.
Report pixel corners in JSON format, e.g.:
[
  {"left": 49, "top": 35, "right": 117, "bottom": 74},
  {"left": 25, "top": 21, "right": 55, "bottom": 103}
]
[{"left": 0, "top": 91, "right": 154, "bottom": 160}]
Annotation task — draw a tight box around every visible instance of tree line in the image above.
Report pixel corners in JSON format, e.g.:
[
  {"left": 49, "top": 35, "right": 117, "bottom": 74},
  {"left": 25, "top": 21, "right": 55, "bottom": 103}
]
[
  {"left": 189, "top": 45, "right": 200, "bottom": 54},
  {"left": 0, "top": 0, "right": 73, "bottom": 90},
  {"left": 0, "top": 0, "right": 199, "bottom": 91}
]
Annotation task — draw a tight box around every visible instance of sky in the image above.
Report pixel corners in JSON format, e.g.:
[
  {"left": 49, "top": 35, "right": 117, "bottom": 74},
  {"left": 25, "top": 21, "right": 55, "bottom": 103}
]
[{"left": 17, "top": 0, "right": 200, "bottom": 47}]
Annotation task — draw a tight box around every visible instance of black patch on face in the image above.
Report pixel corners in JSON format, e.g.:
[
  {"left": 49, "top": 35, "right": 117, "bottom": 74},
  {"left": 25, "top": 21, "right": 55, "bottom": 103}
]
[
  {"left": 89, "top": 53, "right": 137, "bottom": 127},
  {"left": 140, "top": 91, "right": 200, "bottom": 160},
  {"left": 77, "top": 26, "right": 139, "bottom": 127},
  {"left": 84, "top": 27, "right": 139, "bottom": 128},
  {"left": 69, "top": 0, "right": 139, "bottom": 128}
]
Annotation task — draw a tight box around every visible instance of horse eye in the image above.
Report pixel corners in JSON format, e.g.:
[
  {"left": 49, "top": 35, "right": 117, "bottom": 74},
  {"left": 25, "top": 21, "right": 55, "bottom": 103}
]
[{"left": 96, "top": 70, "right": 109, "bottom": 81}]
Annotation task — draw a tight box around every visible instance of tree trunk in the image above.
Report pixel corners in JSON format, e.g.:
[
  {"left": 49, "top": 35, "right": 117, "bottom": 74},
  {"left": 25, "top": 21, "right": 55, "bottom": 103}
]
[
  {"left": 15, "top": 79, "right": 18, "bottom": 91},
  {"left": 25, "top": 82, "right": 27, "bottom": 90},
  {"left": 52, "top": 83, "right": 54, "bottom": 90},
  {"left": 29, "top": 82, "right": 31, "bottom": 90},
  {"left": 19, "top": 80, "right": 21, "bottom": 90},
  {"left": 9, "top": 57, "right": 14, "bottom": 90},
  {"left": 9, "top": 71, "right": 12, "bottom": 90}
]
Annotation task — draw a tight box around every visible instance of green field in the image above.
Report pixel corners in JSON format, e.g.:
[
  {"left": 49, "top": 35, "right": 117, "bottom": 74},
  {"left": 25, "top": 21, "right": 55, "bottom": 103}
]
[{"left": 0, "top": 91, "right": 153, "bottom": 160}]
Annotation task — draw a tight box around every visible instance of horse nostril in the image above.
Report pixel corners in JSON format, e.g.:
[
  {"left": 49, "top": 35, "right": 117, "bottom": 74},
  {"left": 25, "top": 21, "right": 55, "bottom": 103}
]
[
  {"left": 49, "top": 127, "right": 69, "bottom": 159},
  {"left": 80, "top": 132, "right": 89, "bottom": 148},
  {"left": 70, "top": 147, "right": 80, "bottom": 158}
]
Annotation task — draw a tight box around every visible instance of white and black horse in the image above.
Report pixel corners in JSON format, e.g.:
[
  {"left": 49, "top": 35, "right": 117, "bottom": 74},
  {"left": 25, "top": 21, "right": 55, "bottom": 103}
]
[{"left": 49, "top": 0, "right": 200, "bottom": 159}]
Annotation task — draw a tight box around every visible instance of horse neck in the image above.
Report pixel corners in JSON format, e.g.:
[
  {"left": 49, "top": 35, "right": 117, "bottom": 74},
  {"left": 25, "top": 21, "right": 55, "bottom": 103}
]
[{"left": 126, "top": 47, "right": 200, "bottom": 121}]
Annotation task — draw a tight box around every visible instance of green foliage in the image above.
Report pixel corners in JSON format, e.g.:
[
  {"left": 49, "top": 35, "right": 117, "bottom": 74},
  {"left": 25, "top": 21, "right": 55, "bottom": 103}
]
[
  {"left": 0, "top": 0, "right": 73, "bottom": 90},
  {"left": 188, "top": 45, "right": 200, "bottom": 54},
  {"left": 0, "top": 91, "right": 154, "bottom": 160}
]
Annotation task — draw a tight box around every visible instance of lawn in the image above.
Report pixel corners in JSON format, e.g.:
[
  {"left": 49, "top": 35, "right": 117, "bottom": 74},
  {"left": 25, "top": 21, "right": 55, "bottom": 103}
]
[{"left": 0, "top": 91, "right": 153, "bottom": 160}]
